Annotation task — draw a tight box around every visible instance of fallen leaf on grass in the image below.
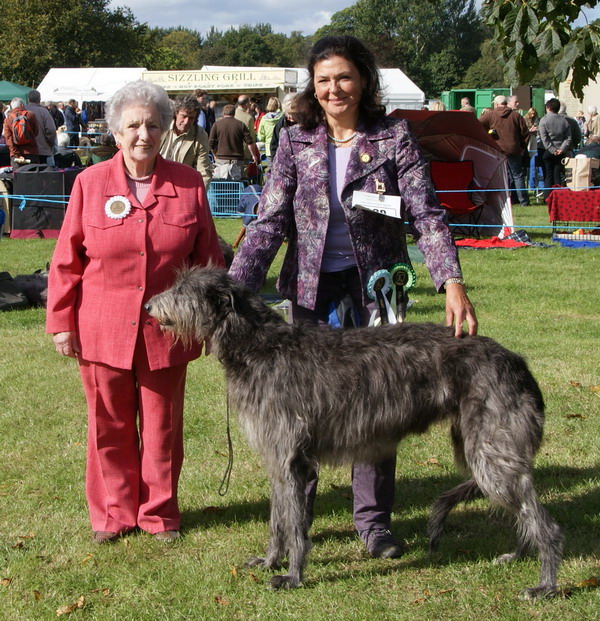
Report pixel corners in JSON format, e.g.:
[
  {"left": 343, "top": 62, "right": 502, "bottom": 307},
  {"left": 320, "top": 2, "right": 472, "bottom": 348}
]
[
  {"left": 576, "top": 576, "right": 598, "bottom": 588},
  {"left": 56, "top": 595, "right": 84, "bottom": 616},
  {"left": 589, "top": 385, "right": 600, "bottom": 393},
  {"left": 90, "top": 587, "right": 111, "bottom": 596},
  {"left": 1, "top": 578, "right": 12, "bottom": 586},
  {"left": 231, "top": 566, "right": 238, "bottom": 577},
  {"left": 247, "top": 572, "right": 259, "bottom": 582},
  {"left": 412, "top": 598, "right": 426, "bottom": 605},
  {"left": 33, "top": 590, "right": 42, "bottom": 600},
  {"left": 12, "top": 542, "right": 24, "bottom": 549},
  {"left": 81, "top": 553, "right": 94, "bottom": 564},
  {"left": 569, "top": 381, "right": 581, "bottom": 387},
  {"left": 565, "top": 414, "right": 587, "bottom": 419},
  {"left": 19, "top": 533, "right": 35, "bottom": 540},
  {"left": 214, "top": 595, "right": 230, "bottom": 606},
  {"left": 417, "top": 458, "right": 441, "bottom": 467}
]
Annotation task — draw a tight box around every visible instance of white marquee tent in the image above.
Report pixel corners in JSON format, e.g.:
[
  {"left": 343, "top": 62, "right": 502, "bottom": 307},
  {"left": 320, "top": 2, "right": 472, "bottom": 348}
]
[{"left": 37, "top": 67, "right": 146, "bottom": 103}]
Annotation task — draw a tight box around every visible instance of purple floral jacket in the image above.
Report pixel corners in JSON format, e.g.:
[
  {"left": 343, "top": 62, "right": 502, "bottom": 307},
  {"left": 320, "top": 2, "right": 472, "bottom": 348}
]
[{"left": 229, "top": 117, "right": 462, "bottom": 310}]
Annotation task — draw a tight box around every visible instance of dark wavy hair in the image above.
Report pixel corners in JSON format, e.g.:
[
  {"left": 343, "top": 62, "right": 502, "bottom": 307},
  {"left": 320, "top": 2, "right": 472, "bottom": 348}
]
[{"left": 295, "top": 35, "right": 386, "bottom": 130}]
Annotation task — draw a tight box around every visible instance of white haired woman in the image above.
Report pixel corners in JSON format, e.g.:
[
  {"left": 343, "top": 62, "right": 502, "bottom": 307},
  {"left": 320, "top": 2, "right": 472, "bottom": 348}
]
[{"left": 46, "top": 80, "right": 225, "bottom": 544}]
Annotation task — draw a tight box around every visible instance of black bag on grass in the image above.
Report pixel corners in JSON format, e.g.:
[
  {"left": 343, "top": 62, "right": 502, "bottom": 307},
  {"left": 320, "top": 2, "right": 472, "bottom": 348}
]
[{"left": 0, "top": 271, "right": 28, "bottom": 311}]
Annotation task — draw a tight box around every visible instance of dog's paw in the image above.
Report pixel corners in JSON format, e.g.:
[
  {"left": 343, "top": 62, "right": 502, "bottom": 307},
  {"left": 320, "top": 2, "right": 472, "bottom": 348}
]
[
  {"left": 244, "top": 556, "right": 281, "bottom": 570},
  {"left": 269, "top": 574, "right": 302, "bottom": 590},
  {"left": 518, "top": 585, "right": 558, "bottom": 600},
  {"left": 493, "top": 552, "right": 521, "bottom": 565}
]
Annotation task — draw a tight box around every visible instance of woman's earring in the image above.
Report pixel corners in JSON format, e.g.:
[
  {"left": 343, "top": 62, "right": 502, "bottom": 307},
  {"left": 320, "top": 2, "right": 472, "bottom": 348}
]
[{"left": 314, "top": 92, "right": 318, "bottom": 99}]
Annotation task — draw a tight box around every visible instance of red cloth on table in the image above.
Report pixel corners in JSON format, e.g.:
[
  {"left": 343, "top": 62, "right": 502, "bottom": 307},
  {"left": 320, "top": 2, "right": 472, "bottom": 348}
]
[{"left": 547, "top": 188, "right": 600, "bottom": 222}]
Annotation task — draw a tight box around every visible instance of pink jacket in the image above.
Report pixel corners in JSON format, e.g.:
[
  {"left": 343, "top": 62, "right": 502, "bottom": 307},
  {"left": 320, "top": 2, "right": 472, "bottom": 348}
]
[{"left": 46, "top": 151, "right": 224, "bottom": 370}]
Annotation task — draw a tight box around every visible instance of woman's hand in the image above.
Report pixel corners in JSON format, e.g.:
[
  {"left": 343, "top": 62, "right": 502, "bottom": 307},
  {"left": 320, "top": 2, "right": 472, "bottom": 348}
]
[
  {"left": 53, "top": 331, "right": 80, "bottom": 358},
  {"left": 445, "top": 283, "right": 478, "bottom": 337}
]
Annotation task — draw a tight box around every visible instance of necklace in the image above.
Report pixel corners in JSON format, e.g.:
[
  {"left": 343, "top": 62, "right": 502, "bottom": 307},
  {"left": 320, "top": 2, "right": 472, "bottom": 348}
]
[{"left": 327, "top": 131, "right": 357, "bottom": 144}]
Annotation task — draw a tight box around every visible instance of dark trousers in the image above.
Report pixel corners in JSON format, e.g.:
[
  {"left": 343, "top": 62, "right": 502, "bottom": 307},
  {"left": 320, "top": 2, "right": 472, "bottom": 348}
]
[
  {"left": 542, "top": 150, "right": 564, "bottom": 199},
  {"left": 507, "top": 154, "right": 530, "bottom": 206},
  {"left": 290, "top": 267, "right": 397, "bottom": 534}
]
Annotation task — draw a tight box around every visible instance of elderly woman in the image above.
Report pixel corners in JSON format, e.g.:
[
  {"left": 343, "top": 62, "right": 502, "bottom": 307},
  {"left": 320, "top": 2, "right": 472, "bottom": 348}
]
[
  {"left": 46, "top": 80, "right": 224, "bottom": 544},
  {"left": 159, "top": 94, "right": 213, "bottom": 189},
  {"left": 230, "top": 35, "right": 477, "bottom": 559}
]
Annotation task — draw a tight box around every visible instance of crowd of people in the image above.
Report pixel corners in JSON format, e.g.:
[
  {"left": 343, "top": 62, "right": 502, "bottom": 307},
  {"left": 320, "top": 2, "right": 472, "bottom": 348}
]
[{"left": 454, "top": 94, "right": 599, "bottom": 199}]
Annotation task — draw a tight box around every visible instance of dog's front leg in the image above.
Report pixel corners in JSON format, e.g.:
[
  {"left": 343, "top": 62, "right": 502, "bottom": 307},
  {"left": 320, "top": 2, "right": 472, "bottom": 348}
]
[
  {"left": 245, "top": 477, "right": 286, "bottom": 571},
  {"left": 268, "top": 457, "right": 311, "bottom": 590}
]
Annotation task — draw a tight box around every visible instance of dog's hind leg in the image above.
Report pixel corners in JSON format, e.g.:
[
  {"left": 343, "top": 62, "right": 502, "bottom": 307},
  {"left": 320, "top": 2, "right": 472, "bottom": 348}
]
[
  {"left": 470, "top": 455, "right": 563, "bottom": 599},
  {"left": 428, "top": 479, "right": 483, "bottom": 554}
]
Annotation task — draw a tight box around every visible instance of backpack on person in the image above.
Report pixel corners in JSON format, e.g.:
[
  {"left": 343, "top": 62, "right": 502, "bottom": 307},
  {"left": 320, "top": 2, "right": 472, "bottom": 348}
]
[{"left": 10, "top": 109, "right": 36, "bottom": 146}]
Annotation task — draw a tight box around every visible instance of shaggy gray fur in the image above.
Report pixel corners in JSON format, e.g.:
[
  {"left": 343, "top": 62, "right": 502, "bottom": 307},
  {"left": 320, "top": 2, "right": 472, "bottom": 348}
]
[{"left": 145, "top": 266, "right": 563, "bottom": 598}]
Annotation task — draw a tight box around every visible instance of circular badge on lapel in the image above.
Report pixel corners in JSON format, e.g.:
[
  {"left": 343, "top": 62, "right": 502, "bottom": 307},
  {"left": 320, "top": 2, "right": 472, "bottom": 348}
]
[
  {"left": 360, "top": 153, "right": 372, "bottom": 163},
  {"left": 105, "top": 196, "right": 131, "bottom": 220}
]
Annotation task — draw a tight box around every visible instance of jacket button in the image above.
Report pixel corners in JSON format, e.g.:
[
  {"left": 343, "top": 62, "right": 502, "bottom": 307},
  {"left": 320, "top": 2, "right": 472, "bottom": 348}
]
[
  {"left": 138, "top": 218, "right": 144, "bottom": 223},
  {"left": 140, "top": 251, "right": 144, "bottom": 256},
  {"left": 138, "top": 286, "right": 143, "bottom": 291},
  {"left": 145, "top": 320, "right": 151, "bottom": 325},
  {"left": 132, "top": 321, "right": 136, "bottom": 325}
]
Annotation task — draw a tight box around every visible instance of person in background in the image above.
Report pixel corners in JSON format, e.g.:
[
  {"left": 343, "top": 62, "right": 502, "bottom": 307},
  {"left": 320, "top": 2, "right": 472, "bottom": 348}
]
[
  {"left": 54, "top": 131, "right": 82, "bottom": 168},
  {"left": 585, "top": 105, "right": 600, "bottom": 140},
  {"left": 209, "top": 104, "right": 260, "bottom": 180},
  {"left": 159, "top": 94, "right": 213, "bottom": 189},
  {"left": 89, "top": 133, "right": 119, "bottom": 164},
  {"left": 576, "top": 134, "right": 600, "bottom": 158},
  {"left": 430, "top": 101, "right": 446, "bottom": 111},
  {"left": 270, "top": 93, "right": 298, "bottom": 163},
  {"left": 460, "top": 97, "right": 475, "bottom": 113},
  {"left": 25, "top": 89, "right": 57, "bottom": 165},
  {"left": 538, "top": 97, "right": 572, "bottom": 199},
  {"left": 64, "top": 99, "right": 85, "bottom": 147},
  {"left": 46, "top": 80, "right": 224, "bottom": 545},
  {"left": 256, "top": 97, "right": 283, "bottom": 161},
  {"left": 479, "top": 95, "right": 530, "bottom": 206},
  {"left": 559, "top": 102, "right": 581, "bottom": 150},
  {"left": 229, "top": 35, "right": 476, "bottom": 560},
  {"left": 2, "top": 97, "right": 40, "bottom": 169}
]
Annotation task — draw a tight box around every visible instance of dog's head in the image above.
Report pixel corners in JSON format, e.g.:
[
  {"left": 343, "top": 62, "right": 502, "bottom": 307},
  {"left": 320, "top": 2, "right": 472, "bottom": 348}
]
[
  {"left": 144, "top": 266, "right": 236, "bottom": 344},
  {"left": 145, "top": 266, "right": 274, "bottom": 346}
]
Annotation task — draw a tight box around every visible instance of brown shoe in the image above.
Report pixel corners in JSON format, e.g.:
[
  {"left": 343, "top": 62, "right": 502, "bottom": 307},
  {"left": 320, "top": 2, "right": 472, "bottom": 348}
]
[
  {"left": 93, "top": 531, "right": 120, "bottom": 544},
  {"left": 154, "top": 530, "right": 180, "bottom": 543}
]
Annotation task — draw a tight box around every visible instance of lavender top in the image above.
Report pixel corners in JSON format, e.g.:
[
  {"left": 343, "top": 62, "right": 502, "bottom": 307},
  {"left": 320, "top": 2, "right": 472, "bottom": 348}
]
[{"left": 321, "top": 144, "right": 355, "bottom": 272}]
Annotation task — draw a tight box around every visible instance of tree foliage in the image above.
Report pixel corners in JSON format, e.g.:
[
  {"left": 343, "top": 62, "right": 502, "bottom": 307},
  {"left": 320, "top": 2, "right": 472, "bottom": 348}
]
[
  {"left": 482, "top": 0, "right": 600, "bottom": 99},
  {"left": 0, "top": 0, "right": 148, "bottom": 87},
  {"left": 315, "top": 0, "right": 485, "bottom": 97}
]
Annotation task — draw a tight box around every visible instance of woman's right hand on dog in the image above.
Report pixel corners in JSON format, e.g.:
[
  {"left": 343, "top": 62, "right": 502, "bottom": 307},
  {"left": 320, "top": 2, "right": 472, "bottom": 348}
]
[{"left": 53, "top": 331, "right": 80, "bottom": 358}]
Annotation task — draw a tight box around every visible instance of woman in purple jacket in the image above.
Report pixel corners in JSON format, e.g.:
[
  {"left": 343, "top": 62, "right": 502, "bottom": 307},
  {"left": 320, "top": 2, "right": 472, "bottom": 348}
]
[{"left": 229, "top": 35, "right": 477, "bottom": 559}]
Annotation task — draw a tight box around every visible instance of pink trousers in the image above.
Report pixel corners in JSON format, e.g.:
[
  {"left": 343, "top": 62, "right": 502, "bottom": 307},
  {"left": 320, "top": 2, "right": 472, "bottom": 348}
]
[{"left": 78, "top": 338, "right": 187, "bottom": 534}]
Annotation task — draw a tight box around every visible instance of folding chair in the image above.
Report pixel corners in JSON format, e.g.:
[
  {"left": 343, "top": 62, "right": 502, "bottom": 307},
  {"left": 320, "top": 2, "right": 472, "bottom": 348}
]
[{"left": 429, "top": 160, "right": 486, "bottom": 237}]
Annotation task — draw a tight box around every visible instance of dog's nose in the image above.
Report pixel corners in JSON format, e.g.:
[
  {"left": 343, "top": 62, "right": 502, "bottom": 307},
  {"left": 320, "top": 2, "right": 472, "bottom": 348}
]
[{"left": 144, "top": 303, "right": 152, "bottom": 313}]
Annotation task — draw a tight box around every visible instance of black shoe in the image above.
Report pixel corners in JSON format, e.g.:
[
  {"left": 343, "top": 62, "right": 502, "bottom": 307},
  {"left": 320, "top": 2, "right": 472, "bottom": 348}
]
[{"left": 361, "top": 528, "right": 405, "bottom": 559}]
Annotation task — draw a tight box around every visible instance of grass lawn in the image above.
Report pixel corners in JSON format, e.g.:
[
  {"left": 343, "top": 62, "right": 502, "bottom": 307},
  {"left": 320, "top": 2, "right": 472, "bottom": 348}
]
[{"left": 0, "top": 204, "right": 598, "bottom": 620}]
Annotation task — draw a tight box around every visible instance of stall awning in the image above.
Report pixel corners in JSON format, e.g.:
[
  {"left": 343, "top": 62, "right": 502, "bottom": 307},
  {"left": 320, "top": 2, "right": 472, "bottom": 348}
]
[{"left": 142, "top": 67, "right": 302, "bottom": 93}]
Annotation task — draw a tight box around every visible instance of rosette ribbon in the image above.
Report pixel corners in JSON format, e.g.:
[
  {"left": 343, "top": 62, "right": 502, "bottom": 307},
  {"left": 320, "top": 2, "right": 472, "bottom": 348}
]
[
  {"left": 389, "top": 262, "right": 416, "bottom": 322},
  {"left": 366, "top": 270, "right": 397, "bottom": 327}
]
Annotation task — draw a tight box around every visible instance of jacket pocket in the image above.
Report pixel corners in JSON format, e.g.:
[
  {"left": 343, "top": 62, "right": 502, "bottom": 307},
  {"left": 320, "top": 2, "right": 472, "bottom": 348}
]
[{"left": 160, "top": 211, "right": 197, "bottom": 228}]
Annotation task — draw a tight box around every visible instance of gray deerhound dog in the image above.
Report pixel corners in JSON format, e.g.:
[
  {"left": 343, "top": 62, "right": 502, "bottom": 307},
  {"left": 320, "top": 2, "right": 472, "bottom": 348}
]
[{"left": 145, "top": 266, "right": 563, "bottom": 599}]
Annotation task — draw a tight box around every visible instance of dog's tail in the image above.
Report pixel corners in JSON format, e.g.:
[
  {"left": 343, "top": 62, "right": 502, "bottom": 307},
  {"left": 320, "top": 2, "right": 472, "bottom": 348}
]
[{"left": 427, "top": 479, "right": 483, "bottom": 554}]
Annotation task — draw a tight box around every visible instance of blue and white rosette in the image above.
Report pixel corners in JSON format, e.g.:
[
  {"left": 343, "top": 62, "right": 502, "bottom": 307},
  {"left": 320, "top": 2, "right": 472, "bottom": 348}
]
[
  {"left": 366, "top": 269, "right": 397, "bottom": 326},
  {"left": 390, "top": 263, "right": 416, "bottom": 322}
]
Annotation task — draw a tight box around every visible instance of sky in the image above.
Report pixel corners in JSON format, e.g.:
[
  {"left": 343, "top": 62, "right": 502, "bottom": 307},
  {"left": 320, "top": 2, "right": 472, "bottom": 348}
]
[{"left": 109, "top": 0, "right": 600, "bottom": 38}]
